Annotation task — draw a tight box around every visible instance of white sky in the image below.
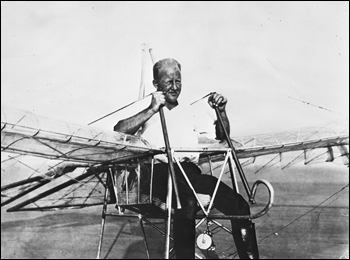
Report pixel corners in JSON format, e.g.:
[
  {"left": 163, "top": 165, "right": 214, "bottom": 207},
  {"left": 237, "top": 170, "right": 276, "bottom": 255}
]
[{"left": 1, "top": 1, "right": 349, "bottom": 136}]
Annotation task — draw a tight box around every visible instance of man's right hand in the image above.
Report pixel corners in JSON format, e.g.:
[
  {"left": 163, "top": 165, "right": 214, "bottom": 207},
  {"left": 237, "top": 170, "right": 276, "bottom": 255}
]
[{"left": 149, "top": 91, "right": 166, "bottom": 113}]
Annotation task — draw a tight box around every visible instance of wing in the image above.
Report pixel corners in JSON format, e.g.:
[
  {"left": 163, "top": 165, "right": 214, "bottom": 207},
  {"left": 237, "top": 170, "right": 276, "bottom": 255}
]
[
  {"left": 1, "top": 104, "right": 162, "bottom": 163},
  {"left": 198, "top": 118, "right": 349, "bottom": 169},
  {"left": 2, "top": 103, "right": 348, "bottom": 211},
  {"left": 1, "top": 104, "right": 162, "bottom": 211}
]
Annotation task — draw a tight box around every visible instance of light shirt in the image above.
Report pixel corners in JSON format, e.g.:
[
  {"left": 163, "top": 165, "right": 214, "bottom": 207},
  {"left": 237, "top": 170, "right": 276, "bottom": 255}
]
[{"left": 139, "top": 100, "right": 216, "bottom": 164}]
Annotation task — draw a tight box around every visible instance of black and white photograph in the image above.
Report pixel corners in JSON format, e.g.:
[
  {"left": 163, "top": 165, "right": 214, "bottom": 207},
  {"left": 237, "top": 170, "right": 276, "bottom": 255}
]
[{"left": 1, "top": 1, "right": 349, "bottom": 259}]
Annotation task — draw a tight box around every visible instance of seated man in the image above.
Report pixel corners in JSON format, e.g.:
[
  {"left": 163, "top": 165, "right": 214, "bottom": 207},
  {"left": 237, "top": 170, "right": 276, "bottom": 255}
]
[{"left": 114, "top": 58, "right": 259, "bottom": 259}]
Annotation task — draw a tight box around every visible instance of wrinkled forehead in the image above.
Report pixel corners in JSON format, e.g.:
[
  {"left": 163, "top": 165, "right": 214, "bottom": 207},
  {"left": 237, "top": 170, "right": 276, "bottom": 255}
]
[{"left": 158, "top": 66, "right": 181, "bottom": 78}]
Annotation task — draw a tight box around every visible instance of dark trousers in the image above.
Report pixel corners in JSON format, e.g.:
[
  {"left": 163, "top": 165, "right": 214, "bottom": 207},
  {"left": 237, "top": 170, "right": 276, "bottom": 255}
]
[{"left": 152, "top": 162, "right": 251, "bottom": 259}]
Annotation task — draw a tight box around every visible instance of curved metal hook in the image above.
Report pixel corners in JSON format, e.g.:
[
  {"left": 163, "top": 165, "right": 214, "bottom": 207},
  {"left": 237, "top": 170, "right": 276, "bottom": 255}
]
[{"left": 250, "top": 179, "right": 275, "bottom": 219}]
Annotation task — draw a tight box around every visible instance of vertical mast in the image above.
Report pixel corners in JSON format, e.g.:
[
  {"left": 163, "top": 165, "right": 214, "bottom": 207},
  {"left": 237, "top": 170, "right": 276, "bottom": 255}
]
[{"left": 138, "top": 43, "right": 147, "bottom": 99}]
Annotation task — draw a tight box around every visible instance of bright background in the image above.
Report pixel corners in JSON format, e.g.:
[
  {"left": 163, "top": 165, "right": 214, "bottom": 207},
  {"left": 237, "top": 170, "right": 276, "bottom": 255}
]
[{"left": 1, "top": 1, "right": 349, "bottom": 136}]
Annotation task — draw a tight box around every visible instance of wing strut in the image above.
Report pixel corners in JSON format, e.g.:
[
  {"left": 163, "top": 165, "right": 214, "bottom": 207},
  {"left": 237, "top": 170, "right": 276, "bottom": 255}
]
[{"left": 338, "top": 145, "right": 349, "bottom": 165}]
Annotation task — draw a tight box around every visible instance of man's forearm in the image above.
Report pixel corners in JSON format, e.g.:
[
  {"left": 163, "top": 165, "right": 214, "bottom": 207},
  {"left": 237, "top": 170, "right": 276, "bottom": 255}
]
[
  {"left": 215, "top": 110, "right": 230, "bottom": 141},
  {"left": 114, "top": 107, "right": 156, "bottom": 135}
]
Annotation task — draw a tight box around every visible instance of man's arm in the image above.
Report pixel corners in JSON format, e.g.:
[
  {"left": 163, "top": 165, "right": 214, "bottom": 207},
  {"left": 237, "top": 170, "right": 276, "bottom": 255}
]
[
  {"left": 114, "top": 91, "right": 165, "bottom": 135},
  {"left": 113, "top": 107, "right": 156, "bottom": 135},
  {"left": 214, "top": 109, "right": 230, "bottom": 141},
  {"left": 208, "top": 93, "right": 230, "bottom": 141}
]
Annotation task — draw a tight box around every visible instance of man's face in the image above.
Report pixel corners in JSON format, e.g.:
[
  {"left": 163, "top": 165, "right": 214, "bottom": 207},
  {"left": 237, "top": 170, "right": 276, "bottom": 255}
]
[{"left": 155, "top": 66, "right": 182, "bottom": 104}]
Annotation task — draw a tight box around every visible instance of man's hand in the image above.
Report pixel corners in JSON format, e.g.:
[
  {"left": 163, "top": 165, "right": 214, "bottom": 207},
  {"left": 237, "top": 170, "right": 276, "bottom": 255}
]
[
  {"left": 149, "top": 91, "right": 166, "bottom": 113},
  {"left": 208, "top": 93, "right": 227, "bottom": 112}
]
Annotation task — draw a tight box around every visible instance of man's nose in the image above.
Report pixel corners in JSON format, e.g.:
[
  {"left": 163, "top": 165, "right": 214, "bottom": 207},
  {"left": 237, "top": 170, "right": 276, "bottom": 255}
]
[{"left": 171, "top": 79, "right": 178, "bottom": 89}]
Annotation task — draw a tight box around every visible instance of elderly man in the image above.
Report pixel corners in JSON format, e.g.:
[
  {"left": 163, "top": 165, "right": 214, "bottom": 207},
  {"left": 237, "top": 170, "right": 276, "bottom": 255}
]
[{"left": 114, "top": 58, "right": 259, "bottom": 259}]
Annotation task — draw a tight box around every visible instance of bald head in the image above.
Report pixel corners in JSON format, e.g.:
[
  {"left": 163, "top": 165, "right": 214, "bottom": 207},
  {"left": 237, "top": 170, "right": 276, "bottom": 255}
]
[{"left": 153, "top": 58, "right": 181, "bottom": 81}]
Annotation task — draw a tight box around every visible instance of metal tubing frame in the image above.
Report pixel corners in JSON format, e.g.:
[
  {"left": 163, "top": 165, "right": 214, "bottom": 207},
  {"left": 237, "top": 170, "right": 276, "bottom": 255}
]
[
  {"left": 158, "top": 106, "right": 181, "bottom": 209},
  {"left": 96, "top": 171, "right": 111, "bottom": 259},
  {"left": 96, "top": 148, "right": 274, "bottom": 259},
  {"left": 139, "top": 216, "right": 151, "bottom": 259},
  {"left": 173, "top": 150, "right": 233, "bottom": 216},
  {"left": 214, "top": 106, "right": 254, "bottom": 203},
  {"left": 173, "top": 148, "right": 274, "bottom": 220},
  {"left": 164, "top": 170, "right": 173, "bottom": 259}
]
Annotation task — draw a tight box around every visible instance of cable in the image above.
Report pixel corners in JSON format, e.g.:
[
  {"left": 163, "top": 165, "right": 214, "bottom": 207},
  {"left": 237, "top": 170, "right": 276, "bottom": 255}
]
[
  {"left": 288, "top": 96, "right": 345, "bottom": 116},
  {"left": 87, "top": 92, "right": 154, "bottom": 125}
]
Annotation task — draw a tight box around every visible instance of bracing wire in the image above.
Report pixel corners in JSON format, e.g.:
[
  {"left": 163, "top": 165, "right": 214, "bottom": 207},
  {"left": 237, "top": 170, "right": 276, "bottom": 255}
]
[
  {"left": 288, "top": 96, "right": 345, "bottom": 116},
  {"left": 87, "top": 92, "right": 155, "bottom": 125},
  {"left": 257, "top": 184, "right": 349, "bottom": 244}
]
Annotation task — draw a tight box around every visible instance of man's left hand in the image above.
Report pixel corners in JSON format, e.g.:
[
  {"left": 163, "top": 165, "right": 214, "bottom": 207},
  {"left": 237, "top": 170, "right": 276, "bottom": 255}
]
[{"left": 208, "top": 93, "right": 227, "bottom": 112}]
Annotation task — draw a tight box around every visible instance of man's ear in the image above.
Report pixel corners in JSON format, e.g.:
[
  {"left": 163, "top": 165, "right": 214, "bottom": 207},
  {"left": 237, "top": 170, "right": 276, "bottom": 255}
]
[{"left": 152, "top": 80, "right": 158, "bottom": 89}]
